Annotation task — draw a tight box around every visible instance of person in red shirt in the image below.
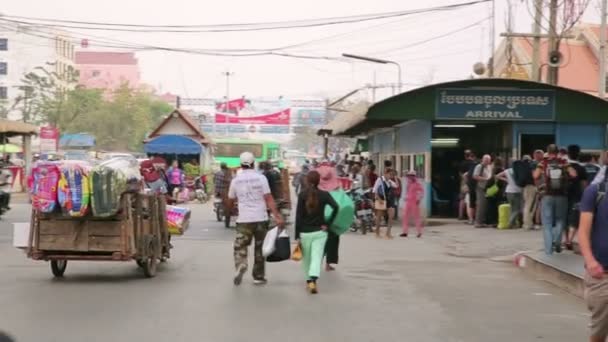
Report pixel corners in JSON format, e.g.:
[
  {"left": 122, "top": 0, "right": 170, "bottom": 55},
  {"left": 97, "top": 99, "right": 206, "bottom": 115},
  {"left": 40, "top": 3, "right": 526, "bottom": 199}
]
[
  {"left": 368, "top": 164, "right": 378, "bottom": 190},
  {"left": 140, "top": 156, "right": 167, "bottom": 194}
]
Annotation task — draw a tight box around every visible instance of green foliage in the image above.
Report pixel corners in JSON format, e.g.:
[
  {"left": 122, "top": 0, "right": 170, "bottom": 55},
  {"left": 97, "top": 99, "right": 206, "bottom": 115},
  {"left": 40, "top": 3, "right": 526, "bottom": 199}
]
[{"left": 12, "top": 63, "right": 173, "bottom": 152}]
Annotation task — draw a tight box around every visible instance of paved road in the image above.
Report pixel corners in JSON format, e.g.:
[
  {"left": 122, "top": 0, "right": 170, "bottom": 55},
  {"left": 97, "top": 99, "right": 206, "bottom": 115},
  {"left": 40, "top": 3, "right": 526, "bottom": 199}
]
[{"left": 0, "top": 202, "right": 590, "bottom": 342}]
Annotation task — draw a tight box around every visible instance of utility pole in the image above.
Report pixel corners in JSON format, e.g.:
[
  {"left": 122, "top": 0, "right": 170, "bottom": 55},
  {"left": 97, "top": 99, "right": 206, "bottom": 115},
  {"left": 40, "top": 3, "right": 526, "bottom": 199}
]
[
  {"left": 600, "top": 0, "right": 607, "bottom": 99},
  {"left": 488, "top": 0, "right": 496, "bottom": 77},
  {"left": 222, "top": 71, "right": 234, "bottom": 100},
  {"left": 531, "top": 0, "right": 543, "bottom": 82},
  {"left": 547, "top": 0, "right": 559, "bottom": 85}
]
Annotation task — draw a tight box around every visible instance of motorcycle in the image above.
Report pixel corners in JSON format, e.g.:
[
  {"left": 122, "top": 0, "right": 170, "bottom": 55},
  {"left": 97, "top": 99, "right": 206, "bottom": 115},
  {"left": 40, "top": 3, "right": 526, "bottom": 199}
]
[
  {"left": 348, "top": 188, "right": 374, "bottom": 234},
  {"left": 185, "top": 175, "right": 208, "bottom": 203},
  {"left": 214, "top": 196, "right": 236, "bottom": 228}
]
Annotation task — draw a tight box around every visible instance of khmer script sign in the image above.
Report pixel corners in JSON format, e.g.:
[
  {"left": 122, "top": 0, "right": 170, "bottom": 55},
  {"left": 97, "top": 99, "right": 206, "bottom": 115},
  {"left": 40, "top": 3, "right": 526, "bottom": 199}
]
[{"left": 435, "top": 89, "right": 555, "bottom": 121}]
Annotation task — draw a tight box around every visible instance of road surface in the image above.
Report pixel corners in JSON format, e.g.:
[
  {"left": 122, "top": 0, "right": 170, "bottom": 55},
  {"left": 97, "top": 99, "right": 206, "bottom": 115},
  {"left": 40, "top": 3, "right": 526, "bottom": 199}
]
[{"left": 0, "top": 202, "right": 589, "bottom": 342}]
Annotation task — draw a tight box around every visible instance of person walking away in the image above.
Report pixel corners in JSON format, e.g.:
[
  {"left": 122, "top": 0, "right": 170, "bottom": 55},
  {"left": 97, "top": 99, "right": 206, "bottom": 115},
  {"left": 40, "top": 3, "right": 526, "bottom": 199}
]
[
  {"left": 496, "top": 164, "right": 523, "bottom": 228},
  {"left": 577, "top": 179, "right": 608, "bottom": 342},
  {"left": 228, "top": 152, "right": 284, "bottom": 286},
  {"left": 391, "top": 169, "right": 402, "bottom": 220},
  {"left": 532, "top": 150, "right": 545, "bottom": 229},
  {"left": 373, "top": 168, "right": 398, "bottom": 238},
  {"left": 485, "top": 157, "right": 505, "bottom": 227},
  {"left": 401, "top": 170, "right": 424, "bottom": 237},
  {"left": 140, "top": 158, "right": 167, "bottom": 194},
  {"left": 368, "top": 164, "right": 378, "bottom": 191},
  {"left": 292, "top": 164, "right": 310, "bottom": 195},
  {"left": 261, "top": 161, "right": 283, "bottom": 203},
  {"left": 463, "top": 152, "right": 479, "bottom": 224},
  {"left": 316, "top": 161, "right": 341, "bottom": 271},
  {"left": 214, "top": 162, "right": 233, "bottom": 224},
  {"left": 167, "top": 160, "right": 185, "bottom": 201},
  {"left": 514, "top": 156, "right": 537, "bottom": 230},
  {"left": 534, "top": 144, "right": 577, "bottom": 255},
  {"left": 295, "top": 171, "right": 339, "bottom": 294},
  {"left": 565, "top": 145, "right": 588, "bottom": 250},
  {"left": 458, "top": 150, "right": 474, "bottom": 221},
  {"left": 473, "top": 155, "right": 492, "bottom": 228}
]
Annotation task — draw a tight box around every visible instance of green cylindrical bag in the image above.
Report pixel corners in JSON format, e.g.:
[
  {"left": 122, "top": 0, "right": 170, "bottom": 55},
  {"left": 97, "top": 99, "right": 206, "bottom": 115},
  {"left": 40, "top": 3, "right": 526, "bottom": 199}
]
[{"left": 324, "top": 189, "right": 355, "bottom": 235}]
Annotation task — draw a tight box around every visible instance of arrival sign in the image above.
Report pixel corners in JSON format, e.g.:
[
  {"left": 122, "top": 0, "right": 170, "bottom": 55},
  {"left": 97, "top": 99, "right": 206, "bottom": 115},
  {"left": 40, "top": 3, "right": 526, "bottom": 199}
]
[{"left": 435, "top": 88, "right": 555, "bottom": 121}]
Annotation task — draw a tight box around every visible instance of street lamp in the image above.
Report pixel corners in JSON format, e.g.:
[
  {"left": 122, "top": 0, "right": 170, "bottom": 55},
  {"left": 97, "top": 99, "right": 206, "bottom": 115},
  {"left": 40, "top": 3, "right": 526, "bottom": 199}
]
[{"left": 342, "top": 53, "right": 402, "bottom": 94}]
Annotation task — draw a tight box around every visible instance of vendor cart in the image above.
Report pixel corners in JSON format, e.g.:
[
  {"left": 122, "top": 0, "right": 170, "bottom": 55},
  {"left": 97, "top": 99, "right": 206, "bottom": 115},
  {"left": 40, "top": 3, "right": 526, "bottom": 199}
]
[{"left": 27, "top": 193, "right": 170, "bottom": 278}]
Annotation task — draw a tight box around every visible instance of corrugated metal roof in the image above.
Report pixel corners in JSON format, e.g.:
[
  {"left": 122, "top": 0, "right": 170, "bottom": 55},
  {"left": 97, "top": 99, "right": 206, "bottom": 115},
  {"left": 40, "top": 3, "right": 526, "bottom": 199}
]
[{"left": 322, "top": 101, "right": 370, "bottom": 136}]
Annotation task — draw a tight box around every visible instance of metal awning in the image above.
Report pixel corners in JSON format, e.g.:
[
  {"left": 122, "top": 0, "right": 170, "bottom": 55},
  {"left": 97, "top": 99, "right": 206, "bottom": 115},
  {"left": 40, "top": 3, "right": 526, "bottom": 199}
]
[
  {"left": 320, "top": 101, "right": 370, "bottom": 136},
  {"left": 0, "top": 120, "right": 38, "bottom": 136}
]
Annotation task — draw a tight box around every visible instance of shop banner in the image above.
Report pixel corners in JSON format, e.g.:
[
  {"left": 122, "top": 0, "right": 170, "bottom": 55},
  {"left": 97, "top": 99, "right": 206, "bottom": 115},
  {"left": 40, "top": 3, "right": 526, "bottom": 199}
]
[
  {"left": 39, "top": 126, "right": 59, "bottom": 152},
  {"left": 294, "top": 109, "right": 327, "bottom": 126},
  {"left": 435, "top": 89, "right": 555, "bottom": 121},
  {"left": 215, "top": 109, "right": 290, "bottom": 125}
]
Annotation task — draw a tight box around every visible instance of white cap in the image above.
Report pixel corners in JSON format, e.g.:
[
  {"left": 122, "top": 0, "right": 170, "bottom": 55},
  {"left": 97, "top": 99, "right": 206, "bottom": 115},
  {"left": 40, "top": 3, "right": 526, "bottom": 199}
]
[{"left": 240, "top": 152, "right": 255, "bottom": 167}]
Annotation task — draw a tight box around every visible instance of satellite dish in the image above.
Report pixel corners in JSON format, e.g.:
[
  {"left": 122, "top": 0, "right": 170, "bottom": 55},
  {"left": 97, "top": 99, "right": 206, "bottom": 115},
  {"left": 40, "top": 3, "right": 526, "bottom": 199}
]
[
  {"left": 473, "top": 62, "right": 486, "bottom": 76},
  {"left": 548, "top": 51, "right": 563, "bottom": 67}
]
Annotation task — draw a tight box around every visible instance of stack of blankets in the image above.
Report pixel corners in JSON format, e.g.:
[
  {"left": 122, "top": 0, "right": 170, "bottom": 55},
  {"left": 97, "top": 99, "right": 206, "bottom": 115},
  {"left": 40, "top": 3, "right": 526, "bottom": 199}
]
[{"left": 31, "top": 157, "right": 142, "bottom": 217}]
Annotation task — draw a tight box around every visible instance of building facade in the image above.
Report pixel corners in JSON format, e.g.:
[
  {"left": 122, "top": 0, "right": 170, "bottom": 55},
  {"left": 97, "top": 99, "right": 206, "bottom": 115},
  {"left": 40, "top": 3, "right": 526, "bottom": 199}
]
[
  {"left": 0, "top": 24, "right": 75, "bottom": 120},
  {"left": 75, "top": 51, "right": 140, "bottom": 92}
]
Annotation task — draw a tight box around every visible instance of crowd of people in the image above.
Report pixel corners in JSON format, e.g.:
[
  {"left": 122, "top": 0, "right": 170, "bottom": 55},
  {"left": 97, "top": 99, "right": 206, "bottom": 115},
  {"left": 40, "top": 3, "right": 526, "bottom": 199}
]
[{"left": 459, "top": 144, "right": 601, "bottom": 255}]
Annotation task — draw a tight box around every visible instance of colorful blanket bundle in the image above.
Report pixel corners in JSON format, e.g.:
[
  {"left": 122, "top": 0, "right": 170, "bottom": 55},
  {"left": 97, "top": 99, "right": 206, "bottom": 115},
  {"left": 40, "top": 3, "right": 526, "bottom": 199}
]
[
  {"left": 90, "top": 158, "right": 142, "bottom": 217},
  {"left": 31, "top": 162, "right": 61, "bottom": 213},
  {"left": 57, "top": 161, "right": 92, "bottom": 217},
  {"left": 166, "top": 205, "right": 191, "bottom": 235}
]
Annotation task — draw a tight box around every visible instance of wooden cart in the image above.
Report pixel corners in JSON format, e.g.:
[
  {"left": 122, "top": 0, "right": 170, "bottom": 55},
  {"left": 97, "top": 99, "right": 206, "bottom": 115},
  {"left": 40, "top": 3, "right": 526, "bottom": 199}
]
[{"left": 27, "top": 193, "right": 171, "bottom": 278}]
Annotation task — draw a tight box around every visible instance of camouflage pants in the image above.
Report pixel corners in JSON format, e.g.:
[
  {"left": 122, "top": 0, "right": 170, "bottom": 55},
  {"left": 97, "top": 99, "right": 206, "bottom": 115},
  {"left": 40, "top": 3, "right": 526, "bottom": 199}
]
[{"left": 234, "top": 221, "right": 269, "bottom": 280}]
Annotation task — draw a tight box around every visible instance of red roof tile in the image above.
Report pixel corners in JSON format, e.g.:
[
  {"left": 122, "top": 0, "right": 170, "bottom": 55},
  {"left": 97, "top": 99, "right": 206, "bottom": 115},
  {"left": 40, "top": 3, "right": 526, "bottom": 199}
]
[{"left": 75, "top": 51, "right": 138, "bottom": 65}]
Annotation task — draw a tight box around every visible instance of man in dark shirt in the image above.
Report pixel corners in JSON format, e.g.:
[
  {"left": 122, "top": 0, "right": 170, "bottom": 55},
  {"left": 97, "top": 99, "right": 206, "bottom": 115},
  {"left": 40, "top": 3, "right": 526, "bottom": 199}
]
[
  {"left": 565, "top": 145, "right": 588, "bottom": 250},
  {"left": 579, "top": 180, "right": 608, "bottom": 341},
  {"left": 261, "top": 161, "right": 283, "bottom": 202}
]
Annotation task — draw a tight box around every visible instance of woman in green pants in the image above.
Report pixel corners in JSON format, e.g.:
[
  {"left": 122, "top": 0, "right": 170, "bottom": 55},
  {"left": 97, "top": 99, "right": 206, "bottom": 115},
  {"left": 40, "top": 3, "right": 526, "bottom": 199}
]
[{"left": 295, "top": 171, "right": 339, "bottom": 294}]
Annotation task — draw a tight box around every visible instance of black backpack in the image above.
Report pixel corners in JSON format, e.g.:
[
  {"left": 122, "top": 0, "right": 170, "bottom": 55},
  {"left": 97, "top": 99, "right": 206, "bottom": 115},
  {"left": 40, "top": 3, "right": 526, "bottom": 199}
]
[{"left": 512, "top": 160, "right": 534, "bottom": 187}]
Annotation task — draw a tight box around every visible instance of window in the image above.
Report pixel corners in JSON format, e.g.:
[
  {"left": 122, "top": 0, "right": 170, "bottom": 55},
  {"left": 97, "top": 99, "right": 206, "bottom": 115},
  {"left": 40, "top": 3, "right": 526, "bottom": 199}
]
[
  {"left": 0, "top": 62, "right": 6, "bottom": 75},
  {"left": 92, "top": 70, "right": 100, "bottom": 77},
  {"left": 0, "top": 87, "right": 7, "bottom": 100},
  {"left": 400, "top": 155, "right": 411, "bottom": 176},
  {"left": 414, "top": 154, "right": 426, "bottom": 179},
  {"left": 0, "top": 39, "right": 7, "bottom": 51}
]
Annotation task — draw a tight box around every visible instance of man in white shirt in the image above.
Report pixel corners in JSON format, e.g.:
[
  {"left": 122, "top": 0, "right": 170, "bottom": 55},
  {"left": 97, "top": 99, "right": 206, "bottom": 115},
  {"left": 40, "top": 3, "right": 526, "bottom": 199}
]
[
  {"left": 473, "top": 155, "right": 493, "bottom": 228},
  {"left": 228, "top": 152, "right": 284, "bottom": 286}
]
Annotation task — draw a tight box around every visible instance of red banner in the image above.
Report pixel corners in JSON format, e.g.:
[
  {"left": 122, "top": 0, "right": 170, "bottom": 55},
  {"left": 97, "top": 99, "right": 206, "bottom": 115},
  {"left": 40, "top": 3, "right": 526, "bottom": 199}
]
[
  {"left": 215, "top": 109, "right": 290, "bottom": 125},
  {"left": 216, "top": 98, "right": 246, "bottom": 113},
  {"left": 39, "top": 126, "right": 59, "bottom": 153}
]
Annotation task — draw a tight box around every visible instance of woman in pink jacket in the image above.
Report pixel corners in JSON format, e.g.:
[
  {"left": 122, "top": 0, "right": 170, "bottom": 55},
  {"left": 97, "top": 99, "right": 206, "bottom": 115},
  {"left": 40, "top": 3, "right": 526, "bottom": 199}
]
[{"left": 401, "top": 170, "right": 425, "bottom": 238}]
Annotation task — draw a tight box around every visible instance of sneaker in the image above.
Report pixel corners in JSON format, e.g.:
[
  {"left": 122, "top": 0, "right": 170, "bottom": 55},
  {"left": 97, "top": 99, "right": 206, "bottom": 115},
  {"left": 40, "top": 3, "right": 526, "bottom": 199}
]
[
  {"left": 554, "top": 243, "right": 562, "bottom": 254},
  {"left": 233, "top": 265, "right": 246, "bottom": 286},
  {"left": 399, "top": 233, "right": 408, "bottom": 237},
  {"left": 417, "top": 233, "right": 422, "bottom": 238},
  {"left": 253, "top": 278, "right": 268, "bottom": 286},
  {"left": 307, "top": 281, "right": 318, "bottom": 294}
]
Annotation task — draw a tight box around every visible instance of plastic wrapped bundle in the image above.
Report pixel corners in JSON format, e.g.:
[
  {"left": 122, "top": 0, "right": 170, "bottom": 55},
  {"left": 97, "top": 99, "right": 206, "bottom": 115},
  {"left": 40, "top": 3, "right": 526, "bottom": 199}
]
[
  {"left": 324, "top": 189, "right": 355, "bottom": 235},
  {"left": 166, "top": 205, "right": 191, "bottom": 235},
  {"left": 31, "top": 162, "right": 61, "bottom": 213},
  {"left": 90, "top": 158, "right": 142, "bottom": 217},
  {"left": 57, "top": 161, "right": 92, "bottom": 217}
]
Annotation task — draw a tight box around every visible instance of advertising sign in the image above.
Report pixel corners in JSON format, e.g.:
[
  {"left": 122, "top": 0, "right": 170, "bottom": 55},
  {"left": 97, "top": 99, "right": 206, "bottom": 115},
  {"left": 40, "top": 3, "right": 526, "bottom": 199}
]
[
  {"left": 39, "top": 126, "right": 59, "bottom": 152},
  {"left": 215, "top": 109, "right": 290, "bottom": 125},
  {"left": 435, "top": 89, "right": 555, "bottom": 121},
  {"left": 294, "top": 109, "right": 327, "bottom": 126}
]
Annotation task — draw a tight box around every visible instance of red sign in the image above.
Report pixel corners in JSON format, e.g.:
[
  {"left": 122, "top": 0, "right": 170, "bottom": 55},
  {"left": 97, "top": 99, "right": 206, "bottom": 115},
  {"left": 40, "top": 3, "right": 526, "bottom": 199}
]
[
  {"left": 39, "top": 126, "right": 59, "bottom": 153},
  {"left": 215, "top": 109, "right": 290, "bottom": 125},
  {"left": 216, "top": 98, "right": 246, "bottom": 113}
]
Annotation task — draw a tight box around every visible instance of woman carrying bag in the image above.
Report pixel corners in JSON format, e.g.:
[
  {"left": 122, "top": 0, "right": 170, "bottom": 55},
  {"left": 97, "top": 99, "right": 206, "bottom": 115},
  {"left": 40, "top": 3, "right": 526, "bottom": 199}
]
[{"left": 295, "top": 171, "right": 339, "bottom": 294}]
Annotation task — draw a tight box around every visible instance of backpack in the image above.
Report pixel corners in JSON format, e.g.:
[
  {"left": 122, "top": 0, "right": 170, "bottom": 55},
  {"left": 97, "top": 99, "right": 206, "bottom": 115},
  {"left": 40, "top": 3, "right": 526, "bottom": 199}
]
[
  {"left": 512, "top": 160, "right": 533, "bottom": 187},
  {"left": 543, "top": 159, "right": 568, "bottom": 194},
  {"left": 466, "top": 162, "right": 479, "bottom": 190}
]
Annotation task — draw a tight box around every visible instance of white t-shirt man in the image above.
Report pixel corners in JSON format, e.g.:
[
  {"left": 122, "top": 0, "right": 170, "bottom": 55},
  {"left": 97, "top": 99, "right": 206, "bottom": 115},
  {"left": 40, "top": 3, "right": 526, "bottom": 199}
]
[{"left": 228, "top": 169, "right": 271, "bottom": 223}]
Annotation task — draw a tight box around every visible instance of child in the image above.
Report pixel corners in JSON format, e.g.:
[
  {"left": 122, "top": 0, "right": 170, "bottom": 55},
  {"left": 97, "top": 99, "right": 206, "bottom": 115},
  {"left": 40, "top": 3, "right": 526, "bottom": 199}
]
[{"left": 401, "top": 170, "right": 425, "bottom": 238}]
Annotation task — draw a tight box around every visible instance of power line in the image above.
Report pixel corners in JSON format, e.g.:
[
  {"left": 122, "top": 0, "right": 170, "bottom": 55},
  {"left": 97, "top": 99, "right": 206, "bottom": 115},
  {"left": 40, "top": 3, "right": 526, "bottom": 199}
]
[{"left": 0, "top": 1, "right": 490, "bottom": 33}]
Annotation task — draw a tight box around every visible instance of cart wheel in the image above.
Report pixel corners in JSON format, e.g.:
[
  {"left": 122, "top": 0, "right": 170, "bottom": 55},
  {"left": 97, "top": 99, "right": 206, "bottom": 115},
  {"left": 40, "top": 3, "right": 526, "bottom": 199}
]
[
  {"left": 50, "top": 260, "right": 67, "bottom": 277},
  {"left": 142, "top": 243, "right": 158, "bottom": 278}
]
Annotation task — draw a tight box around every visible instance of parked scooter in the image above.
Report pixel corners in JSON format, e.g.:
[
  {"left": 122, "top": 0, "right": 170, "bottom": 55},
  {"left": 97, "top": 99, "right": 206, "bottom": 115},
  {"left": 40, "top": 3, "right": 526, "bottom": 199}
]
[{"left": 348, "top": 187, "right": 374, "bottom": 234}]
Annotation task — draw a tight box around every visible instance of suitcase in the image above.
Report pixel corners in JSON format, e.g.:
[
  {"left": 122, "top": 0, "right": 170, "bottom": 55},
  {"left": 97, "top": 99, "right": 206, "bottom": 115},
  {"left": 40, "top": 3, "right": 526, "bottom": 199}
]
[{"left": 497, "top": 203, "right": 511, "bottom": 229}]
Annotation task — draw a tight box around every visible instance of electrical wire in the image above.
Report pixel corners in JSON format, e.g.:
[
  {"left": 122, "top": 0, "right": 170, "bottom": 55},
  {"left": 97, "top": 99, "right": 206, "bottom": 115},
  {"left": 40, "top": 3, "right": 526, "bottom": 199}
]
[{"left": 0, "top": 1, "right": 490, "bottom": 33}]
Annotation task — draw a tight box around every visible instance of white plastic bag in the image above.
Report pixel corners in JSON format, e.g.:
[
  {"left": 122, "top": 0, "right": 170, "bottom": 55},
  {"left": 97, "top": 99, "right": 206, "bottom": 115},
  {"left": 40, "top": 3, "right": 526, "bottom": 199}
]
[{"left": 262, "top": 226, "right": 279, "bottom": 257}]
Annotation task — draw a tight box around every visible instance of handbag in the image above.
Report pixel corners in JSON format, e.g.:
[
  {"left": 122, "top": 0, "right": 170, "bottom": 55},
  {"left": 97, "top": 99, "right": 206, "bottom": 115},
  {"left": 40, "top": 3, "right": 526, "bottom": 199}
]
[
  {"left": 266, "top": 230, "right": 291, "bottom": 262},
  {"left": 374, "top": 199, "right": 387, "bottom": 210},
  {"left": 486, "top": 184, "right": 499, "bottom": 198},
  {"left": 291, "top": 244, "right": 302, "bottom": 261},
  {"left": 262, "top": 227, "right": 279, "bottom": 257}
]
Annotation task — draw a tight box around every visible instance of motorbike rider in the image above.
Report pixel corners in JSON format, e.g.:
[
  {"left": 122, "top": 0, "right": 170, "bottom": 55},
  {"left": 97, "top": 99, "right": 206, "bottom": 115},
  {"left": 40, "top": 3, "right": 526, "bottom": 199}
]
[{"left": 261, "top": 161, "right": 283, "bottom": 203}]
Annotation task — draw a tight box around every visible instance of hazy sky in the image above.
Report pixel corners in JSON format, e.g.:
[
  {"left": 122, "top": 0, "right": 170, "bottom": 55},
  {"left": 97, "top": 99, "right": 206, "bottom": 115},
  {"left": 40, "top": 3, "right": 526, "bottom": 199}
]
[{"left": 1, "top": 0, "right": 603, "bottom": 100}]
